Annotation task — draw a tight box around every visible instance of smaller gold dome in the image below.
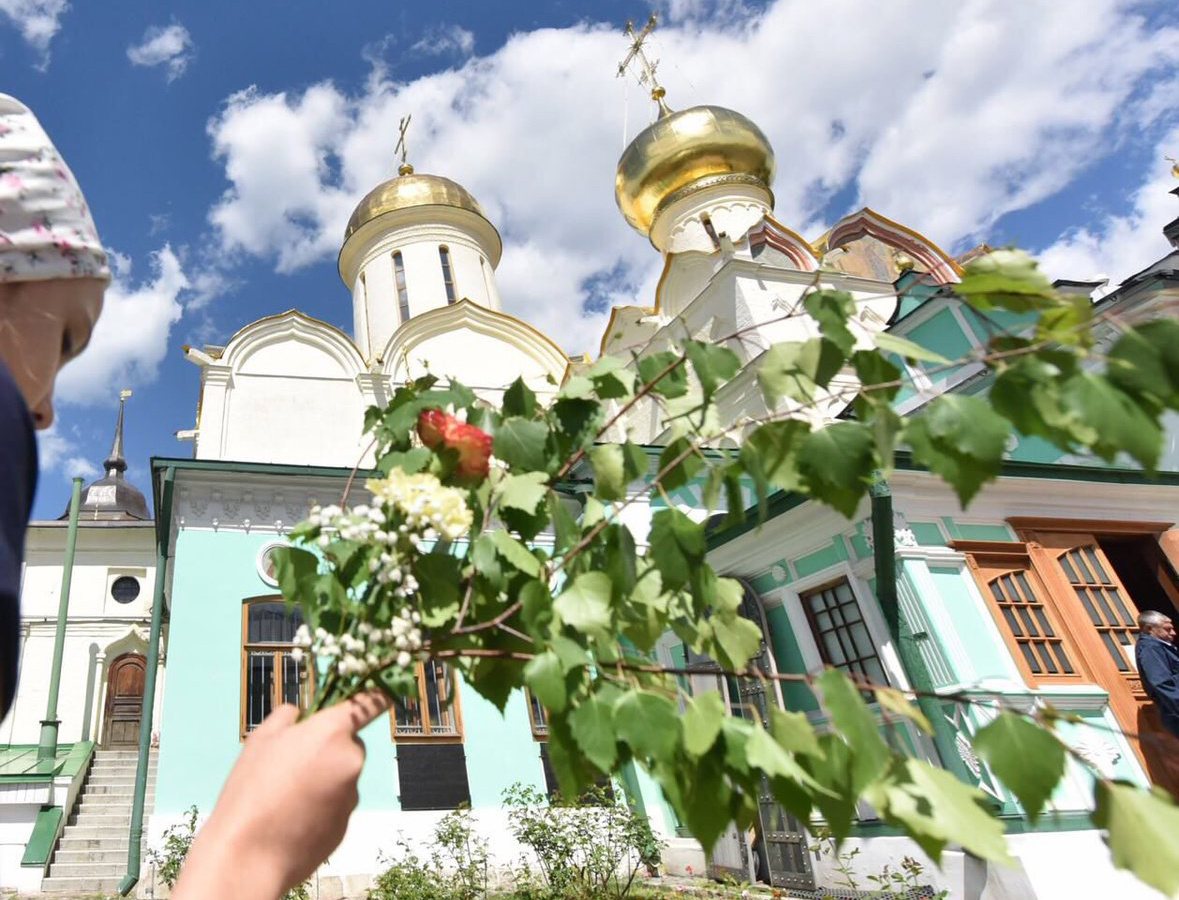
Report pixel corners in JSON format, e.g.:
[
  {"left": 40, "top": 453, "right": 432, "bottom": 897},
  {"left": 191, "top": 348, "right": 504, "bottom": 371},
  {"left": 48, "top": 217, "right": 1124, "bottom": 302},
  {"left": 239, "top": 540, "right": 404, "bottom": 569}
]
[
  {"left": 615, "top": 105, "right": 776, "bottom": 236},
  {"left": 344, "top": 170, "right": 490, "bottom": 242}
]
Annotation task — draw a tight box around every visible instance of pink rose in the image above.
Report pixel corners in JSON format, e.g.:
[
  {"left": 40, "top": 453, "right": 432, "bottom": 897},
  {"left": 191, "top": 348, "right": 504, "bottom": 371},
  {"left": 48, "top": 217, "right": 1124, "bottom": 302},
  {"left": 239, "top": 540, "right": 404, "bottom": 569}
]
[{"left": 418, "top": 409, "right": 492, "bottom": 483}]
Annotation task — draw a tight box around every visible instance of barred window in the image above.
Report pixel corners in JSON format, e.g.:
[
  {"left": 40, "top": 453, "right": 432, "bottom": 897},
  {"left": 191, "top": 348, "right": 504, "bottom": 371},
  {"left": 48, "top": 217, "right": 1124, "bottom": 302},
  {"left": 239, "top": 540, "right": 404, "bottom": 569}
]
[
  {"left": 241, "top": 599, "right": 309, "bottom": 737},
  {"left": 393, "top": 659, "right": 462, "bottom": 740},
  {"left": 800, "top": 579, "right": 888, "bottom": 687},
  {"left": 526, "top": 689, "right": 548, "bottom": 737}
]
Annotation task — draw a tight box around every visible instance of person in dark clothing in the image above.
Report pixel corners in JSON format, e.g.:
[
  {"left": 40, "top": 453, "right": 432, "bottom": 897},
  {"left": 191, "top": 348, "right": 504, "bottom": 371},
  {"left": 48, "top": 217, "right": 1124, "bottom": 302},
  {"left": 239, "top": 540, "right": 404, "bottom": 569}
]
[
  {"left": 0, "top": 94, "right": 386, "bottom": 900},
  {"left": 1135, "top": 610, "right": 1179, "bottom": 738}
]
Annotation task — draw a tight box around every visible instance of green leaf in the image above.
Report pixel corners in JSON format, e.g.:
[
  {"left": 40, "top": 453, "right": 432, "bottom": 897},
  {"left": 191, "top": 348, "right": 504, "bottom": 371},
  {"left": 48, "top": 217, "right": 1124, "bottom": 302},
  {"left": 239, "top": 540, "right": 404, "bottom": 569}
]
[
  {"left": 559, "top": 374, "right": 594, "bottom": 399},
  {"left": 489, "top": 530, "right": 542, "bottom": 577},
  {"left": 648, "top": 509, "right": 706, "bottom": 591},
  {"left": 971, "top": 711, "right": 1064, "bottom": 821},
  {"left": 852, "top": 350, "right": 903, "bottom": 405},
  {"left": 524, "top": 651, "right": 568, "bottom": 713},
  {"left": 502, "top": 377, "right": 538, "bottom": 418},
  {"left": 745, "top": 725, "right": 825, "bottom": 790},
  {"left": 1060, "top": 371, "right": 1161, "bottom": 470},
  {"left": 873, "top": 332, "right": 951, "bottom": 366},
  {"left": 520, "top": 580, "right": 553, "bottom": 632},
  {"left": 685, "top": 340, "right": 741, "bottom": 398},
  {"left": 711, "top": 615, "right": 762, "bottom": 670},
  {"left": 585, "top": 355, "right": 635, "bottom": 400},
  {"left": 1094, "top": 780, "right": 1179, "bottom": 897},
  {"left": 870, "top": 758, "right": 1014, "bottom": 864},
  {"left": 769, "top": 707, "right": 823, "bottom": 758},
  {"left": 758, "top": 339, "right": 845, "bottom": 406},
  {"left": 742, "top": 420, "right": 809, "bottom": 492},
  {"left": 590, "top": 443, "right": 628, "bottom": 501},
  {"left": 817, "top": 668, "right": 889, "bottom": 790},
  {"left": 904, "top": 395, "right": 1010, "bottom": 507},
  {"left": 554, "top": 571, "right": 613, "bottom": 637},
  {"left": 682, "top": 691, "right": 726, "bottom": 757},
  {"left": 874, "top": 687, "right": 932, "bottom": 735},
  {"left": 493, "top": 417, "right": 551, "bottom": 471},
  {"left": 498, "top": 471, "right": 550, "bottom": 515},
  {"left": 803, "top": 290, "right": 857, "bottom": 356},
  {"left": 623, "top": 441, "right": 649, "bottom": 480},
  {"left": 569, "top": 695, "right": 618, "bottom": 772},
  {"left": 954, "top": 249, "right": 1058, "bottom": 312},
  {"left": 637, "top": 350, "right": 688, "bottom": 399},
  {"left": 796, "top": 422, "right": 877, "bottom": 517},
  {"left": 614, "top": 690, "right": 680, "bottom": 759},
  {"left": 376, "top": 446, "right": 432, "bottom": 476},
  {"left": 414, "top": 554, "right": 462, "bottom": 627},
  {"left": 658, "top": 437, "right": 703, "bottom": 492}
]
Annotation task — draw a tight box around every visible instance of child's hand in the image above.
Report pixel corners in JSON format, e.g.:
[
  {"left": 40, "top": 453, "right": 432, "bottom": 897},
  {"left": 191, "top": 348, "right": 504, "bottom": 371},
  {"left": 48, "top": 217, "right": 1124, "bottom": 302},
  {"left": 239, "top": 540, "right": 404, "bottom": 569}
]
[{"left": 172, "top": 691, "right": 390, "bottom": 900}]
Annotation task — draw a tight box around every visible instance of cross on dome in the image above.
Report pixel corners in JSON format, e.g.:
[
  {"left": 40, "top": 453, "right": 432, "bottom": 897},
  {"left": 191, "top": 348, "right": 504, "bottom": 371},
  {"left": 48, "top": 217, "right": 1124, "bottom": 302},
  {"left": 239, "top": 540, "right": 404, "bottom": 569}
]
[
  {"left": 617, "top": 14, "right": 671, "bottom": 116},
  {"left": 395, "top": 114, "right": 413, "bottom": 176}
]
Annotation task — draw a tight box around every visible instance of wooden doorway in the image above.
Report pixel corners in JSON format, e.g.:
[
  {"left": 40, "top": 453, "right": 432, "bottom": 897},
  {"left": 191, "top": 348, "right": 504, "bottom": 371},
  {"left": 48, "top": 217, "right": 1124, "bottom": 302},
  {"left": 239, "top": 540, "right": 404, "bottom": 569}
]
[
  {"left": 103, "top": 653, "right": 146, "bottom": 748},
  {"left": 1012, "top": 520, "right": 1179, "bottom": 795}
]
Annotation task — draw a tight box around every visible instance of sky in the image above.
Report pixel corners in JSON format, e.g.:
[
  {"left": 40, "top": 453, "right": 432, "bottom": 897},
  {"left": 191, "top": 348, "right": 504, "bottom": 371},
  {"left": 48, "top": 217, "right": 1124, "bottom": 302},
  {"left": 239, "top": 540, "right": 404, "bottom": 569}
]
[{"left": 3, "top": 0, "right": 1178, "bottom": 520}]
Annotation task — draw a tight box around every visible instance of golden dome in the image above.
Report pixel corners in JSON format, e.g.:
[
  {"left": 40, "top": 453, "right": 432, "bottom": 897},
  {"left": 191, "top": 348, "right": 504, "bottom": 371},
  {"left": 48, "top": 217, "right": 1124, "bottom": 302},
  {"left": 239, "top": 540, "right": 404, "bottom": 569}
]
[
  {"left": 615, "top": 105, "right": 776, "bottom": 236},
  {"left": 344, "top": 168, "right": 491, "bottom": 242}
]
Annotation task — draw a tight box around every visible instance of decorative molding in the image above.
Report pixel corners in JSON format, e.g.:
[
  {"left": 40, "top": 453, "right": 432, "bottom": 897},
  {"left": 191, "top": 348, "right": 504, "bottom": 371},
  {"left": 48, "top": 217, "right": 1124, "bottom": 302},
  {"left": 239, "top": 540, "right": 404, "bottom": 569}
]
[
  {"left": 174, "top": 485, "right": 347, "bottom": 534},
  {"left": 1071, "top": 737, "right": 1121, "bottom": 778},
  {"left": 955, "top": 731, "right": 983, "bottom": 779}
]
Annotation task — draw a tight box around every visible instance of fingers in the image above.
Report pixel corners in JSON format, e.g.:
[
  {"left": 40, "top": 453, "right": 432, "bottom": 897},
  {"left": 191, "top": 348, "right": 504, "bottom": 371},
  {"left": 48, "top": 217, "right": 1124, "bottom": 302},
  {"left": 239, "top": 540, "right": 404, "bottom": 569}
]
[
  {"left": 319, "top": 689, "right": 393, "bottom": 734},
  {"left": 250, "top": 704, "right": 300, "bottom": 740}
]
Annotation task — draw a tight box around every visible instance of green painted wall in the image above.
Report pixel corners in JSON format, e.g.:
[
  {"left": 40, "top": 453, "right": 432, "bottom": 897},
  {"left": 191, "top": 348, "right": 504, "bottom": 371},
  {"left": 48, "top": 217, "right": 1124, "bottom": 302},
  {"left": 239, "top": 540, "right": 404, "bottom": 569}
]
[
  {"left": 765, "top": 605, "right": 817, "bottom": 712},
  {"left": 156, "top": 528, "right": 546, "bottom": 816},
  {"left": 925, "top": 565, "right": 1018, "bottom": 681},
  {"left": 793, "top": 537, "right": 849, "bottom": 579}
]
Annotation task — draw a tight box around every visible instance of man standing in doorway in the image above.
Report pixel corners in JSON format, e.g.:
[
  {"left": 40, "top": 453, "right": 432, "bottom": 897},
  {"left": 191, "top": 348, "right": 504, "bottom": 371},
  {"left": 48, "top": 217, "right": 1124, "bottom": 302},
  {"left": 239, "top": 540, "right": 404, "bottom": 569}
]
[{"left": 1136, "top": 610, "right": 1179, "bottom": 738}]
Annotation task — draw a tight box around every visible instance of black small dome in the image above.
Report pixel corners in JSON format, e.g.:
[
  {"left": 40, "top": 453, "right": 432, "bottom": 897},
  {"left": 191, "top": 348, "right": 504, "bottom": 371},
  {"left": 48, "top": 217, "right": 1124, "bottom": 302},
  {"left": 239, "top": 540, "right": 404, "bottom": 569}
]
[{"left": 60, "top": 394, "right": 151, "bottom": 522}]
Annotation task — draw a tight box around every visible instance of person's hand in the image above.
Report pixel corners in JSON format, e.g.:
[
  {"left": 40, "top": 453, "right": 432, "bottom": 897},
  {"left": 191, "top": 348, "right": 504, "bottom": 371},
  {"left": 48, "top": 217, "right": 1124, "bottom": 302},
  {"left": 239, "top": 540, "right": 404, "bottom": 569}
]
[{"left": 171, "top": 691, "right": 390, "bottom": 900}]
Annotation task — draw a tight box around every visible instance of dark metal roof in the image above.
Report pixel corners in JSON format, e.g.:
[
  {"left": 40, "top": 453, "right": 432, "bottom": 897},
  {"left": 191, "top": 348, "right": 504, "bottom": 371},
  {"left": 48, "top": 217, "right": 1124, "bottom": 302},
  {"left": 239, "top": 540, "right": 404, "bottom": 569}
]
[{"left": 61, "top": 394, "right": 151, "bottom": 522}]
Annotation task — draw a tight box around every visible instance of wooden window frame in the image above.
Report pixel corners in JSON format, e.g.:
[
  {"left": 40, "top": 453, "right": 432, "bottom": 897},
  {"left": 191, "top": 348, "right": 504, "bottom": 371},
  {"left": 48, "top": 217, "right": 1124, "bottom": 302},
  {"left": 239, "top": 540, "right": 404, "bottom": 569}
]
[
  {"left": 951, "top": 539, "right": 1092, "bottom": 687},
  {"left": 798, "top": 577, "right": 890, "bottom": 687},
  {"left": 240, "top": 596, "right": 310, "bottom": 740},
  {"left": 389, "top": 659, "right": 464, "bottom": 744}
]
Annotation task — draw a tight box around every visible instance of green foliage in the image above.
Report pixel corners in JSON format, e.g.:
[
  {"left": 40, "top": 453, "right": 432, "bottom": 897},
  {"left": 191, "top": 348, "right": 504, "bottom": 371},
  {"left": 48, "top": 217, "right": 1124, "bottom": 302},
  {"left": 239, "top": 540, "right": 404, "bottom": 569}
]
[
  {"left": 368, "top": 808, "right": 488, "bottom": 900},
  {"left": 1093, "top": 780, "right": 1179, "bottom": 898},
  {"left": 503, "top": 782, "right": 663, "bottom": 900},
  {"left": 275, "top": 249, "right": 1179, "bottom": 896},
  {"left": 149, "top": 805, "right": 199, "bottom": 889}
]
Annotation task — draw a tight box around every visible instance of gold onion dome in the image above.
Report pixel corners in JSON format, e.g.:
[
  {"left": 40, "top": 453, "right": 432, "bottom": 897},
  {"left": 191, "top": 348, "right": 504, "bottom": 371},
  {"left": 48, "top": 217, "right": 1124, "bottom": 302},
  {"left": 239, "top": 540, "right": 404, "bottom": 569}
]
[
  {"left": 343, "top": 164, "right": 492, "bottom": 243},
  {"left": 615, "top": 105, "right": 776, "bottom": 236}
]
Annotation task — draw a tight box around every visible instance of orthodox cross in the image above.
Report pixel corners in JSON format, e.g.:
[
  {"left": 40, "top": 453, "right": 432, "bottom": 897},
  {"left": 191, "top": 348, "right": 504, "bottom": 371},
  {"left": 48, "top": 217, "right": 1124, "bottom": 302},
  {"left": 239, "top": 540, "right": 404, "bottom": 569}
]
[
  {"left": 119, "top": 389, "right": 132, "bottom": 402},
  {"left": 617, "top": 14, "right": 670, "bottom": 113},
  {"left": 1168, "top": 156, "right": 1179, "bottom": 179},
  {"left": 395, "top": 114, "right": 413, "bottom": 175}
]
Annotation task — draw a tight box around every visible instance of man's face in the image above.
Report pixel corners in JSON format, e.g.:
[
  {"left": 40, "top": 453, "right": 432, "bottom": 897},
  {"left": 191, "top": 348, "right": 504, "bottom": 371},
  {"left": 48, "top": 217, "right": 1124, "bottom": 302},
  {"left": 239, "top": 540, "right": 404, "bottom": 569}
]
[
  {"left": 1149, "top": 617, "right": 1177, "bottom": 643},
  {"left": 0, "top": 278, "right": 105, "bottom": 429}
]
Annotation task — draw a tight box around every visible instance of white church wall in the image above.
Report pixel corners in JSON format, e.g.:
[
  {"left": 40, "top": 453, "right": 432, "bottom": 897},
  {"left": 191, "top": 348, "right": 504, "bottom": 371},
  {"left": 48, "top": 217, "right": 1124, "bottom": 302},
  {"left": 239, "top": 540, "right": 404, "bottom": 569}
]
[{"left": 1, "top": 525, "right": 155, "bottom": 747}]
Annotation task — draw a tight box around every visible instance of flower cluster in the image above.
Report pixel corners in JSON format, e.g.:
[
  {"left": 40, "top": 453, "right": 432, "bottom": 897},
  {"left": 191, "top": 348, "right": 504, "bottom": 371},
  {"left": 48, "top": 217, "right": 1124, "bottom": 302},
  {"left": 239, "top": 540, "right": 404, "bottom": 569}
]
[
  {"left": 365, "top": 470, "right": 473, "bottom": 542},
  {"left": 292, "top": 611, "right": 423, "bottom": 675}
]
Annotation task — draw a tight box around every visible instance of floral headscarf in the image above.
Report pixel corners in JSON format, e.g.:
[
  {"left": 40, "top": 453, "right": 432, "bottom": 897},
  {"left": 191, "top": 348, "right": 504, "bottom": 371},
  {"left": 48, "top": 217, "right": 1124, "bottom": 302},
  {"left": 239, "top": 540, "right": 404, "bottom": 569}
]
[{"left": 0, "top": 94, "right": 109, "bottom": 284}]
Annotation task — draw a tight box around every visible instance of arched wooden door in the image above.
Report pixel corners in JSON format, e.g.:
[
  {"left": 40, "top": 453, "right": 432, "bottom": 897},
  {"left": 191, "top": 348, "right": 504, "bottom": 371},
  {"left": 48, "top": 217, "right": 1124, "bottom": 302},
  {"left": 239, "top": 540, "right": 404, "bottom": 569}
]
[{"left": 103, "top": 653, "right": 146, "bottom": 748}]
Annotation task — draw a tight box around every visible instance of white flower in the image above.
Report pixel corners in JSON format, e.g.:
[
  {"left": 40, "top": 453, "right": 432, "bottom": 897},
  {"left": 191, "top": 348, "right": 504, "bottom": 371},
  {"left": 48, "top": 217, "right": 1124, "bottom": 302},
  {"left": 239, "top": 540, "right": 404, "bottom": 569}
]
[{"left": 396, "top": 651, "right": 412, "bottom": 668}]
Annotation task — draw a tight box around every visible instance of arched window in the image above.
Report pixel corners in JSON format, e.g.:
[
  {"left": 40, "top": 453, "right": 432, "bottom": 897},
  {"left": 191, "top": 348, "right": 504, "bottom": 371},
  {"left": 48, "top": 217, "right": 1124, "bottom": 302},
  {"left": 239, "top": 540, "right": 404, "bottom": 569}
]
[
  {"left": 439, "top": 246, "right": 457, "bottom": 304},
  {"left": 241, "top": 598, "right": 308, "bottom": 737},
  {"left": 393, "top": 251, "right": 410, "bottom": 322}
]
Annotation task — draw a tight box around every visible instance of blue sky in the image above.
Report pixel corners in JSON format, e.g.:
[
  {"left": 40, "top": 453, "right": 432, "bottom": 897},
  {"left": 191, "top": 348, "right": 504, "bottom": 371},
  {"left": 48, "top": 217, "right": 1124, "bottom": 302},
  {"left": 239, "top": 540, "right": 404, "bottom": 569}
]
[{"left": 3, "top": 0, "right": 1177, "bottom": 519}]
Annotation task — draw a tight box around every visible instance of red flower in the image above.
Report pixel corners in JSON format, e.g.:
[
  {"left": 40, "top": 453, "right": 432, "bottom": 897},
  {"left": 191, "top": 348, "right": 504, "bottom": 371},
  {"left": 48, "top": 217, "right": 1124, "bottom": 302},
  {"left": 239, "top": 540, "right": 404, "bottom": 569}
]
[{"left": 417, "top": 409, "right": 492, "bottom": 482}]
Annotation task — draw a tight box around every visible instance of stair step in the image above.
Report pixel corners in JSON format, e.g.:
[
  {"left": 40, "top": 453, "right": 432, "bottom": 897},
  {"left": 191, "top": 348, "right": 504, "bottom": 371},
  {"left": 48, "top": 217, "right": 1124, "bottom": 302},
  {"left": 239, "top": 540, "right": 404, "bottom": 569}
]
[
  {"left": 52, "top": 848, "right": 136, "bottom": 865},
  {"left": 59, "top": 836, "right": 133, "bottom": 850},
  {"left": 41, "top": 875, "right": 126, "bottom": 893},
  {"left": 60, "top": 824, "right": 135, "bottom": 839},
  {"left": 67, "top": 814, "right": 133, "bottom": 829},
  {"left": 46, "top": 861, "right": 126, "bottom": 876}
]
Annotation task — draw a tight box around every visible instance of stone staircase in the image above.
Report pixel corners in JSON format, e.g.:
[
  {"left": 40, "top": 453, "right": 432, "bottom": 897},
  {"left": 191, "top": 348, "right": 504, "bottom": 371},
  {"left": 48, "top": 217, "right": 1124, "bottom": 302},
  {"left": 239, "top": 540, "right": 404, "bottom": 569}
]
[{"left": 41, "top": 748, "right": 157, "bottom": 895}]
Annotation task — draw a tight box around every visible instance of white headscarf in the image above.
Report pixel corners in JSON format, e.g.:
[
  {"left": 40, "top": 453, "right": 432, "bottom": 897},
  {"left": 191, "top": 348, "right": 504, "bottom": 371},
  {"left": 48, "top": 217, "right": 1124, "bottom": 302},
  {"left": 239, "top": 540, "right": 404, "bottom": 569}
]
[{"left": 0, "top": 94, "right": 109, "bottom": 284}]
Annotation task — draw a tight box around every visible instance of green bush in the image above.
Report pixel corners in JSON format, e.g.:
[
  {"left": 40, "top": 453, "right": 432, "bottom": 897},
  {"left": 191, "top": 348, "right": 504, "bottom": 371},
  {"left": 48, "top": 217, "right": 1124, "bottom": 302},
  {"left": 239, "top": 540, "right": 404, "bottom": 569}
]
[{"left": 368, "top": 807, "right": 488, "bottom": 900}]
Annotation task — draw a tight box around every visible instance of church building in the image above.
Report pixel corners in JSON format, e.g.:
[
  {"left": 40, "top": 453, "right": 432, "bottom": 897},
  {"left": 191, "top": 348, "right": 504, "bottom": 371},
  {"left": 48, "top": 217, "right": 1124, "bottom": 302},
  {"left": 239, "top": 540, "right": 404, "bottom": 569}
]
[{"left": 3, "top": 62, "right": 1179, "bottom": 900}]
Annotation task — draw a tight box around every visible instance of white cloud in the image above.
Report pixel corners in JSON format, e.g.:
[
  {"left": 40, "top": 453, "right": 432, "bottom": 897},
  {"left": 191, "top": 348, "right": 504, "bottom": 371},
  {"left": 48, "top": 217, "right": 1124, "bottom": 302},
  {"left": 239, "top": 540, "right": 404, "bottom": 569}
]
[
  {"left": 203, "top": 1, "right": 1179, "bottom": 355},
  {"left": 127, "top": 23, "right": 195, "bottom": 82},
  {"left": 63, "top": 456, "right": 98, "bottom": 480},
  {"left": 412, "top": 24, "right": 475, "bottom": 58},
  {"left": 1037, "top": 126, "right": 1179, "bottom": 285},
  {"left": 55, "top": 246, "right": 188, "bottom": 405},
  {"left": 0, "top": 0, "right": 68, "bottom": 60}
]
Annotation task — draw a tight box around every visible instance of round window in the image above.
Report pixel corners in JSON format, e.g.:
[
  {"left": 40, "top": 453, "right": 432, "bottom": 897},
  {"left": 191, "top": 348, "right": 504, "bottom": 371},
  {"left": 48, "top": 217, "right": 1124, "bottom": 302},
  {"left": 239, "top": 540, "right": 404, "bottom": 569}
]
[
  {"left": 111, "top": 575, "right": 141, "bottom": 604},
  {"left": 257, "top": 543, "right": 285, "bottom": 586}
]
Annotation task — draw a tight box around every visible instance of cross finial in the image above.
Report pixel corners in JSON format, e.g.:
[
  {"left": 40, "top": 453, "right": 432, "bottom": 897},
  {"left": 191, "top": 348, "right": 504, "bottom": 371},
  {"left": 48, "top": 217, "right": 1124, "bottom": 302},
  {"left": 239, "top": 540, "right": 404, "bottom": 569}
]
[
  {"left": 1168, "top": 156, "right": 1179, "bottom": 180},
  {"left": 617, "top": 14, "right": 671, "bottom": 116},
  {"left": 395, "top": 115, "right": 413, "bottom": 176},
  {"left": 119, "top": 389, "right": 132, "bottom": 402}
]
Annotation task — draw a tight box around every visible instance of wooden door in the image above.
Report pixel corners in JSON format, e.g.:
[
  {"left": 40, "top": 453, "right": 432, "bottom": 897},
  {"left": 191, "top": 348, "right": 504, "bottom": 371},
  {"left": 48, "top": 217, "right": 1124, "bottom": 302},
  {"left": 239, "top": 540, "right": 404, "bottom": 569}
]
[
  {"left": 1025, "top": 531, "right": 1179, "bottom": 794},
  {"left": 103, "top": 654, "right": 146, "bottom": 747}
]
